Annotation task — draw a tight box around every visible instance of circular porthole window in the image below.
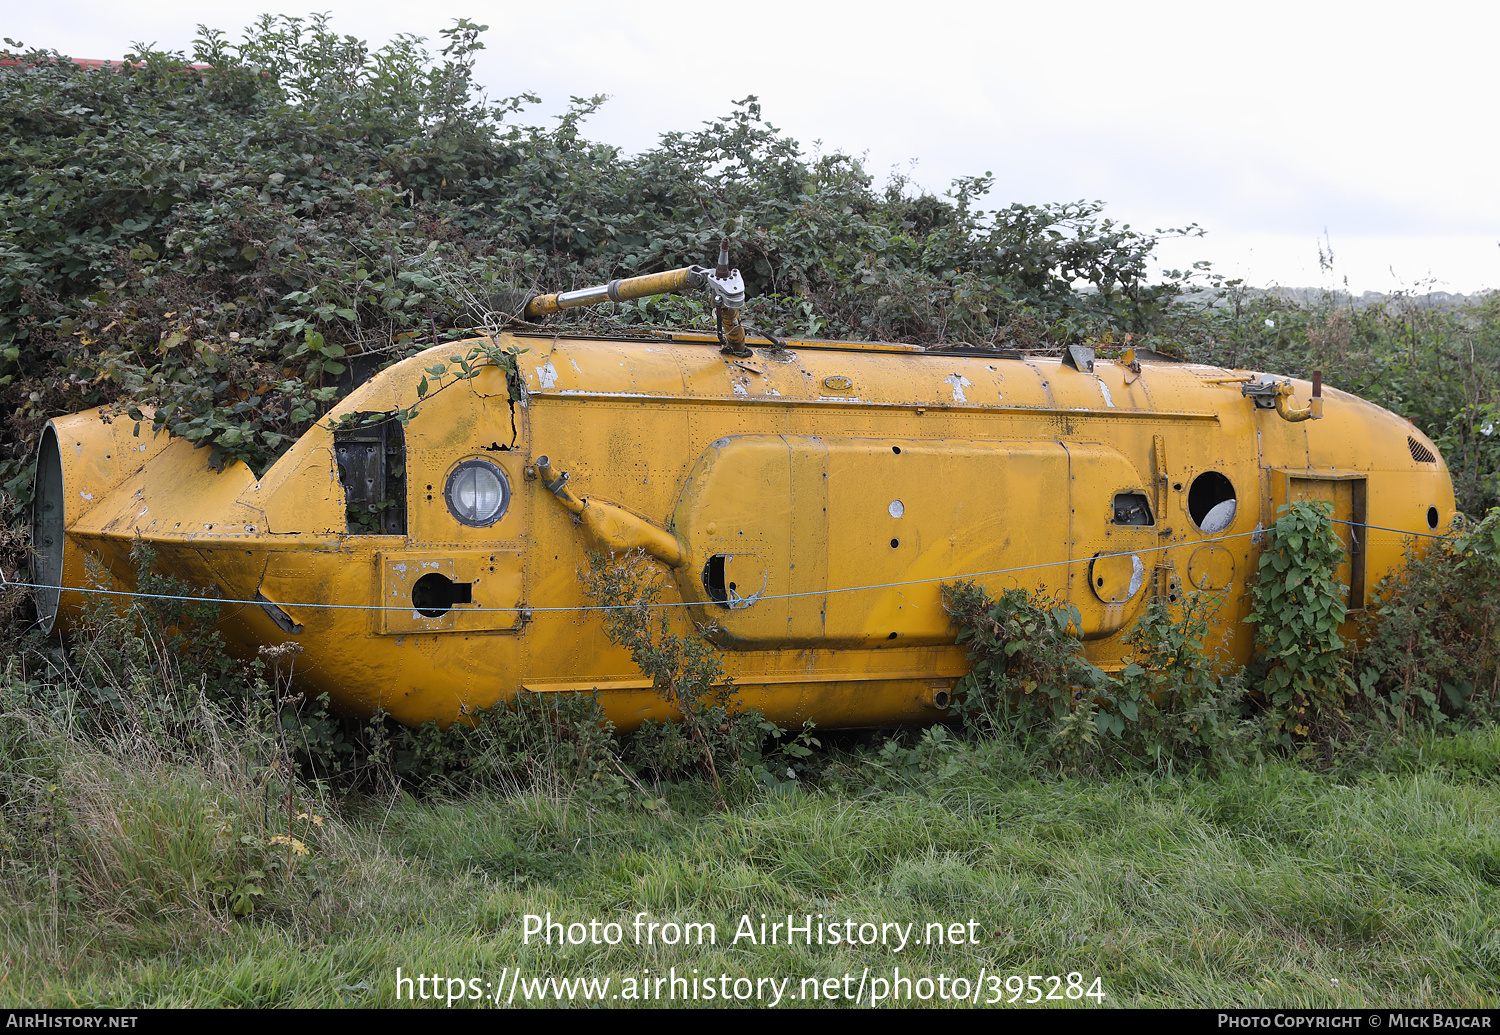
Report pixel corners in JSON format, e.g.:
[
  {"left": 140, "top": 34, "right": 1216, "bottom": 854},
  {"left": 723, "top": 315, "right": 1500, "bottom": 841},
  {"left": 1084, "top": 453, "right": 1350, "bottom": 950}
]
[
  {"left": 445, "top": 459, "right": 510, "bottom": 527},
  {"left": 1188, "top": 471, "right": 1238, "bottom": 534}
]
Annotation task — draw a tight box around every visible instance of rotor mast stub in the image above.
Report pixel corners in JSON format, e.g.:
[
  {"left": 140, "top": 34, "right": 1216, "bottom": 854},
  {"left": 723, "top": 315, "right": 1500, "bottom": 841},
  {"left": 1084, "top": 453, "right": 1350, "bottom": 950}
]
[{"left": 701, "top": 238, "right": 745, "bottom": 311}]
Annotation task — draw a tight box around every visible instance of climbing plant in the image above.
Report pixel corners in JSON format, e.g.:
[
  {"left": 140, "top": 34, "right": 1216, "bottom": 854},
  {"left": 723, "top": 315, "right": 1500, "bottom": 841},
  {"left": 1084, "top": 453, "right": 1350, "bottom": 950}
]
[{"left": 1244, "top": 500, "right": 1355, "bottom": 747}]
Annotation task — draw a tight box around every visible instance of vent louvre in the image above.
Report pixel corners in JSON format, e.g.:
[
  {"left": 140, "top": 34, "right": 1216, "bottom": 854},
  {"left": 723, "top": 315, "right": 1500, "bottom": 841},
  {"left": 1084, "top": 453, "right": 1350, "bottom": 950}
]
[{"left": 1408, "top": 436, "right": 1436, "bottom": 464}]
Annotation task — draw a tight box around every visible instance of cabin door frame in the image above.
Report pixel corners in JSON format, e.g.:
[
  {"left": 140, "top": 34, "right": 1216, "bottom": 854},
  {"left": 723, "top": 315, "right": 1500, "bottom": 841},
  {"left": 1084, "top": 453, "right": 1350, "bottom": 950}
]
[{"left": 1269, "top": 469, "right": 1368, "bottom": 613}]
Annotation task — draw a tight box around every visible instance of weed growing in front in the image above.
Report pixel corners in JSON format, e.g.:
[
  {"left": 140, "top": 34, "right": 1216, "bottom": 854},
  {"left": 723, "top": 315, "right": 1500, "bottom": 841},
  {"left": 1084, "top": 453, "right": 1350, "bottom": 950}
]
[
  {"left": 578, "top": 550, "right": 821, "bottom": 795},
  {"left": 943, "top": 581, "right": 1253, "bottom": 773},
  {"left": 3, "top": 509, "right": 1500, "bottom": 1006},
  {"left": 1245, "top": 500, "right": 1357, "bottom": 750}
]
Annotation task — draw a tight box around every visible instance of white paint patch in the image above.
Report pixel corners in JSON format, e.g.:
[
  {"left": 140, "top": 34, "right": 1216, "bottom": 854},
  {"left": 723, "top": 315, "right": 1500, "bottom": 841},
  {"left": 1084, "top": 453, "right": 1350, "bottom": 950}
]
[
  {"left": 537, "top": 360, "right": 559, "bottom": 390},
  {"left": 1095, "top": 377, "right": 1115, "bottom": 407},
  {"left": 889, "top": 500, "right": 905, "bottom": 518},
  {"left": 569, "top": 357, "right": 582, "bottom": 373},
  {"left": 79, "top": 491, "right": 93, "bottom": 501},
  {"left": 732, "top": 381, "right": 748, "bottom": 396},
  {"left": 767, "top": 388, "right": 782, "bottom": 396},
  {"left": 1251, "top": 522, "right": 1266, "bottom": 546},
  {"left": 1202, "top": 499, "right": 1237, "bottom": 534},
  {"left": 1128, "top": 554, "right": 1145, "bottom": 598},
  {"left": 944, "top": 373, "right": 972, "bottom": 403}
]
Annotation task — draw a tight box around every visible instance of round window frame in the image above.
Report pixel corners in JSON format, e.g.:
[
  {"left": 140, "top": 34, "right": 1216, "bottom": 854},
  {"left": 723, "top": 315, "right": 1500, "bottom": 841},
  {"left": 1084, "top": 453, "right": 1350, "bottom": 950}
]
[{"left": 444, "top": 457, "right": 511, "bottom": 528}]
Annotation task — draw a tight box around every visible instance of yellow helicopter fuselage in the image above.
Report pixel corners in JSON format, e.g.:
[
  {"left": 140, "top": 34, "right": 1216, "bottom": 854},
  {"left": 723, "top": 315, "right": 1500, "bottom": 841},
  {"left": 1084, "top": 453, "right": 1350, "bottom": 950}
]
[{"left": 34, "top": 331, "right": 1453, "bottom": 728}]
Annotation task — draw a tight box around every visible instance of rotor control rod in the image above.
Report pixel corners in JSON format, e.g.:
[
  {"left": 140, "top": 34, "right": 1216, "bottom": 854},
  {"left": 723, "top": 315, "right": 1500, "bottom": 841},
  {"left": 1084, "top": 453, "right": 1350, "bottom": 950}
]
[
  {"left": 524, "top": 267, "right": 706, "bottom": 318},
  {"left": 522, "top": 240, "right": 756, "bottom": 357}
]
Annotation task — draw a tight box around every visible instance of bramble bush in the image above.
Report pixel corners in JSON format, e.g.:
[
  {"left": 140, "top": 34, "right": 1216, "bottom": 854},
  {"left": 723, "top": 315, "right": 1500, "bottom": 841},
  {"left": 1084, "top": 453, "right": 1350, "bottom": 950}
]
[
  {"left": 1350, "top": 508, "right": 1500, "bottom": 729},
  {"left": 941, "top": 580, "right": 1107, "bottom": 740},
  {"left": 0, "top": 14, "right": 1207, "bottom": 502},
  {"left": 943, "top": 581, "right": 1252, "bottom": 772},
  {"left": 944, "top": 502, "right": 1500, "bottom": 773},
  {"left": 578, "top": 550, "right": 821, "bottom": 794},
  {"left": 1244, "top": 500, "right": 1357, "bottom": 749}
]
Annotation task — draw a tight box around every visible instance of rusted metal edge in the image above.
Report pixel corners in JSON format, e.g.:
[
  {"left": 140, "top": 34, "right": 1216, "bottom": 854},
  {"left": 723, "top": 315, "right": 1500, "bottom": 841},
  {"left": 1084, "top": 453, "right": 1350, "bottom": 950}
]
[{"left": 523, "top": 666, "right": 972, "bottom": 695}]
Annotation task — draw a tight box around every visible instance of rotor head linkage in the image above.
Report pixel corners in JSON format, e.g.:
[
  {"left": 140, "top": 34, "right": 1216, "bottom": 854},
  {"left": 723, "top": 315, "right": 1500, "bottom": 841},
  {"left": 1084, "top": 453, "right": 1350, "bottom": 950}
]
[{"left": 521, "top": 242, "right": 755, "bottom": 357}]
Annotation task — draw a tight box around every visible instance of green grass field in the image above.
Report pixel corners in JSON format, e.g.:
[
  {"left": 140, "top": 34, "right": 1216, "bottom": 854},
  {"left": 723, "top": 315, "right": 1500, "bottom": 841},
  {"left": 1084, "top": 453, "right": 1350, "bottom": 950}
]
[{"left": 5, "top": 716, "right": 1497, "bottom": 1009}]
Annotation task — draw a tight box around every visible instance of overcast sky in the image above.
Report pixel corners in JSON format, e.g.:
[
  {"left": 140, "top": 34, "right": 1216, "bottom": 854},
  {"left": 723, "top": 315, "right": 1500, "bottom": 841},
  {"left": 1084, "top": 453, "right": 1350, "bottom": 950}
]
[{"left": 9, "top": 0, "right": 1498, "bottom": 293}]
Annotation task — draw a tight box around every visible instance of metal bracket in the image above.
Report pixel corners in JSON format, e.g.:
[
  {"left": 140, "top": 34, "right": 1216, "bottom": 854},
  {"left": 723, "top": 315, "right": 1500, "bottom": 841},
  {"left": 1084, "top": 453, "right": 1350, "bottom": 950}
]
[
  {"left": 1241, "top": 376, "right": 1284, "bottom": 409},
  {"left": 1062, "top": 344, "right": 1095, "bottom": 373},
  {"left": 255, "top": 593, "right": 304, "bottom": 635},
  {"left": 693, "top": 264, "right": 746, "bottom": 310}
]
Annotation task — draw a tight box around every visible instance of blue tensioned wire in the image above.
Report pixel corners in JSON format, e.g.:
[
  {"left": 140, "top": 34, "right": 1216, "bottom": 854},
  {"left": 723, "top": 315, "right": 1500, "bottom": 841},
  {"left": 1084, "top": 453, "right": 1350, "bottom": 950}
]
[{"left": 0, "top": 515, "right": 1455, "bottom": 617}]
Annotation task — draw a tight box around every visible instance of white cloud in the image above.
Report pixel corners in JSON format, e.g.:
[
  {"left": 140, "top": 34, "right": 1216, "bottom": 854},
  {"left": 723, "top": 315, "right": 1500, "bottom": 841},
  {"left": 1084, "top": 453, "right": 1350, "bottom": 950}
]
[{"left": 9, "top": 0, "right": 1497, "bottom": 292}]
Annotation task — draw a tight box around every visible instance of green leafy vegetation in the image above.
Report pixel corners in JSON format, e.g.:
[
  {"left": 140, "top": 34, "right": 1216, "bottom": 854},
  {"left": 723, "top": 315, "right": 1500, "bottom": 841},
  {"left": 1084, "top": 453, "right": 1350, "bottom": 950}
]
[
  {"left": 1246, "top": 500, "right": 1358, "bottom": 749},
  {"left": 3, "top": 508, "right": 1497, "bottom": 1006},
  {"left": 4, "top": 13, "right": 1500, "bottom": 1009},
  {"left": 0, "top": 14, "right": 1209, "bottom": 495},
  {"left": 940, "top": 503, "right": 1500, "bottom": 774},
  {"left": 1350, "top": 508, "right": 1500, "bottom": 729},
  {"left": 579, "top": 550, "right": 821, "bottom": 793}
]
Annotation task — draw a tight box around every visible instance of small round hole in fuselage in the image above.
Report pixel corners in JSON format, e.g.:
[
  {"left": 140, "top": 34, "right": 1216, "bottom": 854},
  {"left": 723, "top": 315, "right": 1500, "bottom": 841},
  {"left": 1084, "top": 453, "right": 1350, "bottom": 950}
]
[{"left": 412, "top": 573, "right": 468, "bottom": 618}]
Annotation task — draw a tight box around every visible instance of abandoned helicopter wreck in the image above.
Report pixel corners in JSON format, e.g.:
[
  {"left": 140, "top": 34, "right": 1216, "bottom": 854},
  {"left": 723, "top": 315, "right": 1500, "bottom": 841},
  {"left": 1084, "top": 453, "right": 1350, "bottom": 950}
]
[{"left": 30, "top": 256, "right": 1455, "bottom": 729}]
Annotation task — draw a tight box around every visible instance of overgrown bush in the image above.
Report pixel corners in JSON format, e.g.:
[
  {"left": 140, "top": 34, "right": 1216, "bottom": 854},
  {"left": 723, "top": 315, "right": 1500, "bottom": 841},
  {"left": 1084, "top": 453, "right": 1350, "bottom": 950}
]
[
  {"left": 1351, "top": 509, "right": 1500, "bottom": 728},
  {"left": 940, "top": 502, "right": 1500, "bottom": 774},
  {"left": 578, "top": 550, "right": 820, "bottom": 792},
  {"left": 1106, "top": 595, "right": 1254, "bottom": 768},
  {"left": 942, "top": 580, "right": 1108, "bottom": 739},
  {"left": 0, "top": 15, "right": 1208, "bottom": 502},
  {"left": 1245, "top": 500, "right": 1357, "bottom": 749},
  {"left": 944, "top": 581, "right": 1252, "bottom": 772}
]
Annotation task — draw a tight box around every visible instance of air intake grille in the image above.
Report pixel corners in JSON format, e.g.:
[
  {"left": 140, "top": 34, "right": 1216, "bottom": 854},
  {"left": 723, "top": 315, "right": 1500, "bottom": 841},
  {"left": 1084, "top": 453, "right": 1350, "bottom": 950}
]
[{"left": 1408, "top": 436, "right": 1436, "bottom": 464}]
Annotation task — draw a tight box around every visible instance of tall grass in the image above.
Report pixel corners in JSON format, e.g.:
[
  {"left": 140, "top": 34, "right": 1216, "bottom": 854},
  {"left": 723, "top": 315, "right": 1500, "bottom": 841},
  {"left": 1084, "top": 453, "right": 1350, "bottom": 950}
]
[
  {"left": 2, "top": 414, "right": 1498, "bottom": 1007},
  {"left": 3, "top": 591, "right": 1498, "bottom": 1009}
]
